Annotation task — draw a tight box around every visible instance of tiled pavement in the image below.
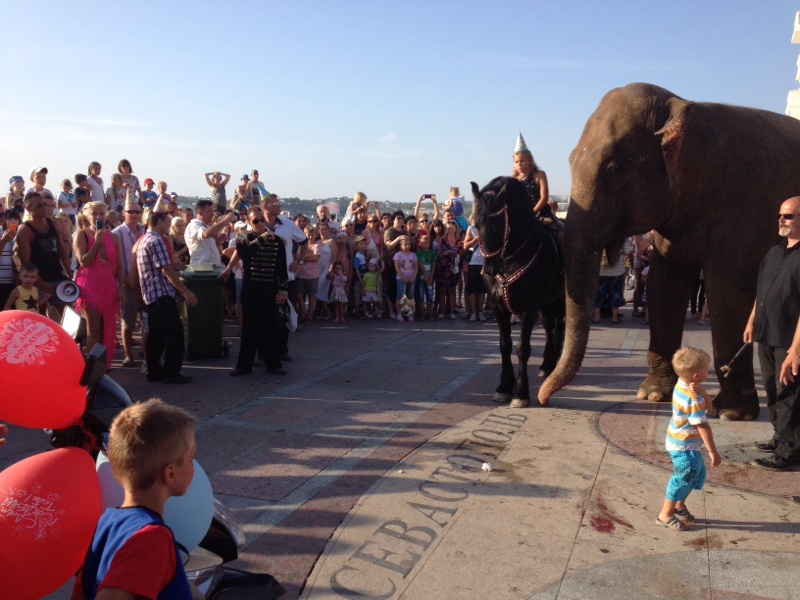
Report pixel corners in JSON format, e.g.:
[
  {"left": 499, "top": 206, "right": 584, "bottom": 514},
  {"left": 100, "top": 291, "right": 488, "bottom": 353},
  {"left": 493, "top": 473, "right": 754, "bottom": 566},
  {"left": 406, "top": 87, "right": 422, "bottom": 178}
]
[{"left": 4, "top": 310, "right": 799, "bottom": 599}]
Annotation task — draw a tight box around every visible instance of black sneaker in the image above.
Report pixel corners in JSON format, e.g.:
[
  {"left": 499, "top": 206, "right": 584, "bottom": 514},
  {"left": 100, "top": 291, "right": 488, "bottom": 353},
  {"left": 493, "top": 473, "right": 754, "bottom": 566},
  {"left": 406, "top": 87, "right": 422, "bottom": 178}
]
[
  {"left": 750, "top": 455, "right": 800, "bottom": 471},
  {"left": 752, "top": 439, "right": 778, "bottom": 453}
]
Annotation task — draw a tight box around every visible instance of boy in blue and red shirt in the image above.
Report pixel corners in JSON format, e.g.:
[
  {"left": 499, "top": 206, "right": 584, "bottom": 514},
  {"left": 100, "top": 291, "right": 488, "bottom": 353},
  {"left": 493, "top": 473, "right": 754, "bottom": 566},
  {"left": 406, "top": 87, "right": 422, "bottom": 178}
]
[
  {"left": 73, "top": 399, "right": 196, "bottom": 599},
  {"left": 657, "top": 347, "right": 722, "bottom": 531}
]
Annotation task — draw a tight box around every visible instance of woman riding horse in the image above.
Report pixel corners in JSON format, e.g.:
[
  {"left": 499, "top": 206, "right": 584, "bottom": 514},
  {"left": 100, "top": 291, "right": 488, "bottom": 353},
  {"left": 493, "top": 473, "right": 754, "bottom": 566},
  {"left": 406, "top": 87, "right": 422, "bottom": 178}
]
[{"left": 472, "top": 174, "right": 565, "bottom": 408}]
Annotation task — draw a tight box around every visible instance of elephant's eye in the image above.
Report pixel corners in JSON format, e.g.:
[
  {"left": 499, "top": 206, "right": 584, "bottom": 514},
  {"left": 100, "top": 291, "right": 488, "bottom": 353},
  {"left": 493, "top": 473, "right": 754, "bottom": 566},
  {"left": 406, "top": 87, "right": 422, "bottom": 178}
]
[{"left": 606, "top": 160, "right": 624, "bottom": 175}]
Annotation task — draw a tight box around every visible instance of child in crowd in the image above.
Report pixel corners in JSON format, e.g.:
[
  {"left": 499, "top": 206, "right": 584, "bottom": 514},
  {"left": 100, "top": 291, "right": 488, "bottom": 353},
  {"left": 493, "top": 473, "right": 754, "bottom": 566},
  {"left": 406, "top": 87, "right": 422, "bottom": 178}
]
[
  {"left": 155, "top": 181, "right": 170, "bottom": 212},
  {"left": 3, "top": 262, "right": 50, "bottom": 312},
  {"left": 362, "top": 258, "right": 383, "bottom": 318},
  {"left": 141, "top": 178, "right": 158, "bottom": 209},
  {"left": 106, "top": 173, "right": 126, "bottom": 212},
  {"left": 443, "top": 186, "right": 469, "bottom": 234},
  {"left": 57, "top": 179, "right": 78, "bottom": 227},
  {"left": 331, "top": 261, "right": 349, "bottom": 323},
  {"left": 352, "top": 235, "right": 368, "bottom": 318},
  {"left": 74, "top": 399, "right": 196, "bottom": 599},
  {"left": 295, "top": 225, "right": 321, "bottom": 324},
  {"left": 393, "top": 236, "right": 418, "bottom": 322},
  {"left": 74, "top": 174, "right": 91, "bottom": 212},
  {"left": 657, "top": 347, "right": 721, "bottom": 531},
  {"left": 5, "top": 175, "right": 25, "bottom": 211},
  {"left": 416, "top": 234, "right": 437, "bottom": 320}
]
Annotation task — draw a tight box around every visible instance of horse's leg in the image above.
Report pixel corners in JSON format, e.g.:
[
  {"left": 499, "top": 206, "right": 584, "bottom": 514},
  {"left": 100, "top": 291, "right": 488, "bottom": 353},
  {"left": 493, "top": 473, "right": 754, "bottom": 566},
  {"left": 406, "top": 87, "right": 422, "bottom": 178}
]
[
  {"left": 539, "top": 297, "right": 566, "bottom": 377},
  {"left": 510, "top": 311, "right": 535, "bottom": 408},
  {"left": 493, "top": 306, "right": 515, "bottom": 403}
]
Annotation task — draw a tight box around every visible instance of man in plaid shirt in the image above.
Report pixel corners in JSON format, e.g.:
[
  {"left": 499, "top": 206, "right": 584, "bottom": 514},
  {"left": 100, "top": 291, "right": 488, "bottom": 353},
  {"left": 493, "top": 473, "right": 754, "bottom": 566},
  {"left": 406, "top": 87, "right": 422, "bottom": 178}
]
[{"left": 137, "top": 211, "right": 197, "bottom": 384}]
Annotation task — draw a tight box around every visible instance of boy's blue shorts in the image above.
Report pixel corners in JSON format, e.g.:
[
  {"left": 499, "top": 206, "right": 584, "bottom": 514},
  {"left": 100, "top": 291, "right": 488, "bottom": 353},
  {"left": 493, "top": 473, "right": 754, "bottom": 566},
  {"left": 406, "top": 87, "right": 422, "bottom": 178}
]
[{"left": 665, "top": 450, "right": 706, "bottom": 502}]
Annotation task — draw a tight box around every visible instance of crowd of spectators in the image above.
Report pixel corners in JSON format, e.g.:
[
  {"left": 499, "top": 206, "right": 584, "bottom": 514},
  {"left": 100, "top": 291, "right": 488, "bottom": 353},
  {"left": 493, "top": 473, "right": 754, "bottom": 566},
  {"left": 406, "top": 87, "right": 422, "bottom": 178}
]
[{"left": 0, "top": 163, "right": 493, "bottom": 385}]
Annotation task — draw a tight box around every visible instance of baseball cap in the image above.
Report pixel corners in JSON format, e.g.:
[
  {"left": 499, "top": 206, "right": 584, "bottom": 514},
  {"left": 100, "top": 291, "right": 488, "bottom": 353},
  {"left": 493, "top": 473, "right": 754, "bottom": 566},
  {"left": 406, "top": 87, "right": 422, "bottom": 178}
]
[
  {"left": 30, "top": 166, "right": 48, "bottom": 179},
  {"left": 241, "top": 174, "right": 250, "bottom": 180},
  {"left": 143, "top": 177, "right": 155, "bottom": 185},
  {"left": 9, "top": 175, "right": 23, "bottom": 185}
]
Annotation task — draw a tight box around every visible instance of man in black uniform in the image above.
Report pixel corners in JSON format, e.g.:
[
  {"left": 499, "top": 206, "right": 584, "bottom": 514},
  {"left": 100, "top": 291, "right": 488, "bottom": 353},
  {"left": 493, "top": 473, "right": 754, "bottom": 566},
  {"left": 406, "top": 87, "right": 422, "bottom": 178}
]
[
  {"left": 227, "top": 206, "right": 290, "bottom": 376},
  {"left": 745, "top": 196, "right": 800, "bottom": 471}
]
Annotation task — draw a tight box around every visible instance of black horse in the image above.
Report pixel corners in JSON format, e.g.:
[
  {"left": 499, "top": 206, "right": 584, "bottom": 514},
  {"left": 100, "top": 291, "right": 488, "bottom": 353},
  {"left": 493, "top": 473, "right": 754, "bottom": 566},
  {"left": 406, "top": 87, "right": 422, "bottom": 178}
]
[{"left": 471, "top": 177, "right": 566, "bottom": 408}]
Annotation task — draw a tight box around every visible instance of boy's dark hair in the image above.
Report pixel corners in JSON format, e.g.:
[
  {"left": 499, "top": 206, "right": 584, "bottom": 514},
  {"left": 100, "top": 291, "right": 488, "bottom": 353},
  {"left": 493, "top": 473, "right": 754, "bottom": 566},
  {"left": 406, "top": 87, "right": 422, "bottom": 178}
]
[
  {"left": 149, "top": 211, "right": 170, "bottom": 228},
  {"left": 75, "top": 173, "right": 88, "bottom": 184},
  {"left": 406, "top": 215, "right": 417, "bottom": 224},
  {"left": 392, "top": 211, "right": 405, "bottom": 220},
  {"left": 20, "top": 262, "right": 38, "bottom": 275},
  {"left": 108, "top": 398, "right": 196, "bottom": 491},
  {"left": 195, "top": 199, "right": 214, "bottom": 210}
]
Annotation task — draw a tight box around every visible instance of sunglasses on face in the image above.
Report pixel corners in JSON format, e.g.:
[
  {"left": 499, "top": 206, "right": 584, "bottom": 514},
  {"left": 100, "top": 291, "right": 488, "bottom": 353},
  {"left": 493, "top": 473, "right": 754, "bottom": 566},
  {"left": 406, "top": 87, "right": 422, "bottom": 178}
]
[
  {"left": 779, "top": 213, "right": 797, "bottom": 220},
  {"left": 420, "top": 220, "right": 429, "bottom": 224},
  {"left": 30, "top": 202, "right": 48, "bottom": 209},
  {"left": 125, "top": 210, "right": 141, "bottom": 214},
  {"left": 368, "top": 219, "right": 378, "bottom": 223},
  {"left": 251, "top": 217, "right": 267, "bottom": 224}
]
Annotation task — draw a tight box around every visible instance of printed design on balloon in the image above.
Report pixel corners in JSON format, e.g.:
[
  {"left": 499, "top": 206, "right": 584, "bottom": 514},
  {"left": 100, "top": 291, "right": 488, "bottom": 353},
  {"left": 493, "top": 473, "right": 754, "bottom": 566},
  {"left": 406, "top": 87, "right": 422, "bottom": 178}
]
[
  {"left": 0, "top": 483, "right": 64, "bottom": 540},
  {"left": 0, "top": 318, "right": 60, "bottom": 366}
]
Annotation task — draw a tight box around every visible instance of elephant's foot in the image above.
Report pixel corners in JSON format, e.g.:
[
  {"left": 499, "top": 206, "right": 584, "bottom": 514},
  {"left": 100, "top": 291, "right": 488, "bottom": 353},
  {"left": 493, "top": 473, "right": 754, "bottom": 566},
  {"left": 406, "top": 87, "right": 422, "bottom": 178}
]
[
  {"left": 510, "top": 398, "right": 530, "bottom": 408},
  {"left": 708, "top": 388, "right": 760, "bottom": 421},
  {"left": 493, "top": 392, "right": 512, "bottom": 404},
  {"left": 636, "top": 374, "right": 675, "bottom": 403}
]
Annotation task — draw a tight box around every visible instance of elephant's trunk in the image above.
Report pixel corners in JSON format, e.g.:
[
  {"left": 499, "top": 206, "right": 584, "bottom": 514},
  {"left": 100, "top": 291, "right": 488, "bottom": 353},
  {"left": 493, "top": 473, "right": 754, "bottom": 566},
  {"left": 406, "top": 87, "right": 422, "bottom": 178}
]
[{"left": 538, "top": 227, "right": 603, "bottom": 405}]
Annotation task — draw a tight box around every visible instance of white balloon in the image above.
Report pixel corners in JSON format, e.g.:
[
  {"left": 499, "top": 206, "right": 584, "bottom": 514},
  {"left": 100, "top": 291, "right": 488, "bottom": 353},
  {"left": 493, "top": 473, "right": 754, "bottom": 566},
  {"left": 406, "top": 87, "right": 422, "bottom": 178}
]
[
  {"left": 164, "top": 460, "right": 214, "bottom": 552},
  {"left": 95, "top": 450, "right": 125, "bottom": 510},
  {"left": 95, "top": 453, "right": 214, "bottom": 552}
]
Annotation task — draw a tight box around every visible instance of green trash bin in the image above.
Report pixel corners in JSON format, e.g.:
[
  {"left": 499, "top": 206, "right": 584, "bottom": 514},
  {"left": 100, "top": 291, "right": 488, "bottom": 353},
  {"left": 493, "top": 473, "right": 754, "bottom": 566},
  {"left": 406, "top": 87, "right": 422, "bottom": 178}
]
[{"left": 181, "top": 264, "right": 229, "bottom": 359}]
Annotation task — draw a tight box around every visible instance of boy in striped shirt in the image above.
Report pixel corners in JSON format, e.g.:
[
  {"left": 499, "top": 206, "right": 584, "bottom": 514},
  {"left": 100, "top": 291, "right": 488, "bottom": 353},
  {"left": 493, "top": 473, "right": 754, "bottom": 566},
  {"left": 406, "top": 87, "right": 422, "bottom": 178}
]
[{"left": 657, "top": 347, "right": 722, "bottom": 531}]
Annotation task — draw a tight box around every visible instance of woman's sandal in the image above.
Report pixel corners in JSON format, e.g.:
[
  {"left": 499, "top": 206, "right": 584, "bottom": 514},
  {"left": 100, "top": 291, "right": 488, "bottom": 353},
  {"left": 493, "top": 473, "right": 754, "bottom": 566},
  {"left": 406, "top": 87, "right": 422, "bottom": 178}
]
[
  {"left": 674, "top": 507, "right": 696, "bottom": 524},
  {"left": 656, "top": 515, "right": 689, "bottom": 530}
]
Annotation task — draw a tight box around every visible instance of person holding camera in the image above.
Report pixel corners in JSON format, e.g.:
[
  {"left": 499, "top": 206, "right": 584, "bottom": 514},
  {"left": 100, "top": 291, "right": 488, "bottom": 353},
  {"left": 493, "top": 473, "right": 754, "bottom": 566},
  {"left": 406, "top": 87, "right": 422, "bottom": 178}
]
[{"left": 74, "top": 201, "right": 124, "bottom": 368}]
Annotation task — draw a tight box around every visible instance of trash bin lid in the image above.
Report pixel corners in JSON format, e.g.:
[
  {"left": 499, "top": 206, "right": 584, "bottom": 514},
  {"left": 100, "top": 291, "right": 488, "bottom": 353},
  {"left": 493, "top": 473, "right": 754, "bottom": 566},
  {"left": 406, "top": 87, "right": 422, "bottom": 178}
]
[{"left": 182, "top": 264, "right": 223, "bottom": 280}]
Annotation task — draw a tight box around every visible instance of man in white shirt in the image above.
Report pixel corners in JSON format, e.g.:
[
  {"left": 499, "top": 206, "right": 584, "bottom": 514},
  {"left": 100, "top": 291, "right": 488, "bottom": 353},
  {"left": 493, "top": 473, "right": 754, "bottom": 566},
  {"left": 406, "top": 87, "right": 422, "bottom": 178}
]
[{"left": 185, "top": 200, "right": 235, "bottom": 266}]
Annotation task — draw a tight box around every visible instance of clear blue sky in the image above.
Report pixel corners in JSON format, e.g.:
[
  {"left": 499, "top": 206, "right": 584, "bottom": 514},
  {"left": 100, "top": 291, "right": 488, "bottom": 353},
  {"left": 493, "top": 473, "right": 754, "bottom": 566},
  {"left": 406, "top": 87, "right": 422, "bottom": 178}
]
[{"left": 1, "top": 1, "right": 798, "bottom": 204}]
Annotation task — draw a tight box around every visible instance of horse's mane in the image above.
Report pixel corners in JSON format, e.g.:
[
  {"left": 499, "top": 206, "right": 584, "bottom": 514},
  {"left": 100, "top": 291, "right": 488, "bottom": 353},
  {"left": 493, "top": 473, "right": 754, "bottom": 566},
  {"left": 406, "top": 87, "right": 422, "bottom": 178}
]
[{"left": 476, "top": 176, "right": 538, "bottom": 230}]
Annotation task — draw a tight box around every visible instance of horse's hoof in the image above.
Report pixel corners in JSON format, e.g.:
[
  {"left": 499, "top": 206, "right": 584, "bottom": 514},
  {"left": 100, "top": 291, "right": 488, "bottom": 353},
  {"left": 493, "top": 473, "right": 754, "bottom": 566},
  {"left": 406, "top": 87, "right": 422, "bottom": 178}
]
[
  {"left": 510, "top": 398, "right": 530, "bottom": 408},
  {"left": 493, "top": 392, "right": 512, "bottom": 403}
]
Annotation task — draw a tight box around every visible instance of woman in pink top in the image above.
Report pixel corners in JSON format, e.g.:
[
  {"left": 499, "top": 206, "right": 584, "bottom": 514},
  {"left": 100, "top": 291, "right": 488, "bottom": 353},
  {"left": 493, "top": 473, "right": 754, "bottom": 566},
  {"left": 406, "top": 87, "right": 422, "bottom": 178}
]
[
  {"left": 295, "top": 225, "right": 321, "bottom": 324},
  {"left": 74, "top": 201, "right": 124, "bottom": 368}
]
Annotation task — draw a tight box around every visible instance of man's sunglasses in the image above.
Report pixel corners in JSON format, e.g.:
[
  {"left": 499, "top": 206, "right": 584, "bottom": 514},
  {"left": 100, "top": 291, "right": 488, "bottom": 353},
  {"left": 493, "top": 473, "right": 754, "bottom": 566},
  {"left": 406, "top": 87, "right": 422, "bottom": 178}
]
[
  {"left": 779, "top": 213, "right": 797, "bottom": 220},
  {"left": 251, "top": 218, "right": 267, "bottom": 224}
]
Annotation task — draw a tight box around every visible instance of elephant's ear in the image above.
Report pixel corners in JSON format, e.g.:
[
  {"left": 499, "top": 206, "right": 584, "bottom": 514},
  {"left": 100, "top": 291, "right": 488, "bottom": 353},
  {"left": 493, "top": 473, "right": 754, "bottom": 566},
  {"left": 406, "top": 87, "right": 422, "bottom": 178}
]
[{"left": 654, "top": 98, "right": 694, "bottom": 197}]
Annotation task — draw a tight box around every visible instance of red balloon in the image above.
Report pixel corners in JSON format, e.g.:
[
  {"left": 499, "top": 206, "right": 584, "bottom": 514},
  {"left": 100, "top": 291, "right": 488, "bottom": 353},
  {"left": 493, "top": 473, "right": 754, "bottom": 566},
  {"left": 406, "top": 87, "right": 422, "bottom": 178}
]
[
  {"left": 0, "top": 310, "right": 86, "bottom": 429},
  {"left": 0, "top": 448, "right": 102, "bottom": 600}
]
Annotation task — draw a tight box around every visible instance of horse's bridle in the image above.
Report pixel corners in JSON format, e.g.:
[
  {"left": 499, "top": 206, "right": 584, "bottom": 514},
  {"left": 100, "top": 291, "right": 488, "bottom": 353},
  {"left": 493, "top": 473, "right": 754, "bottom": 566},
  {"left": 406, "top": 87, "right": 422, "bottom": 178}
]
[{"left": 480, "top": 197, "right": 544, "bottom": 314}]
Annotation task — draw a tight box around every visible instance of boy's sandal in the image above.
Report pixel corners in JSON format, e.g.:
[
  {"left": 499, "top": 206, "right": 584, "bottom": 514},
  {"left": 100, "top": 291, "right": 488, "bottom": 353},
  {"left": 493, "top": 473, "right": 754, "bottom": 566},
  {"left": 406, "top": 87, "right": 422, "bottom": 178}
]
[
  {"left": 656, "top": 515, "right": 689, "bottom": 531},
  {"left": 674, "top": 507, "right": 696, "bottom": 524}
]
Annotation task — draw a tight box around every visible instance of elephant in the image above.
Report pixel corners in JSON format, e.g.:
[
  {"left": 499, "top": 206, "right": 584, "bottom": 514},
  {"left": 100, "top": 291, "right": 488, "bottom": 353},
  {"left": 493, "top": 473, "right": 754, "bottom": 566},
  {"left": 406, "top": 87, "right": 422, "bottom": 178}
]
[{"left": 538, "top": 82, "right": 800, "bottom": 420}]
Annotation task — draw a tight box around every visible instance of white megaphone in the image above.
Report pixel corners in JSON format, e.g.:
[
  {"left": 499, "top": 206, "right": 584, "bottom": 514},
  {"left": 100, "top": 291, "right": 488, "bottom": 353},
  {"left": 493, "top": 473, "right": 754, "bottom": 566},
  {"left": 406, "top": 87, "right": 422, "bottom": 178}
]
[{"left": 54, "top": 280, "right": 81, "bottom": 304}]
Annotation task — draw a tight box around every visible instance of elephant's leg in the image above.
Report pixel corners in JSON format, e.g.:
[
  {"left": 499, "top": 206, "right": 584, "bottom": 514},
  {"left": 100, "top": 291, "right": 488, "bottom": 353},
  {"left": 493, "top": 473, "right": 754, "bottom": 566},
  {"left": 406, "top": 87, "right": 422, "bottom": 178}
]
[
  {"left": 703, "top": 270, "right": 760, "bottom": 420},
  {"left": 510, "top": 311, "right": 535, "bottom": 408},
  {"left": 638, "top": 257, "right": 697, "bottom": 402},
  {"left": 540, "top": 297, "right": 566, "bottom": 377},
  {"left": 493, "top": 307, "right": 515, "bottom": 403}
]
